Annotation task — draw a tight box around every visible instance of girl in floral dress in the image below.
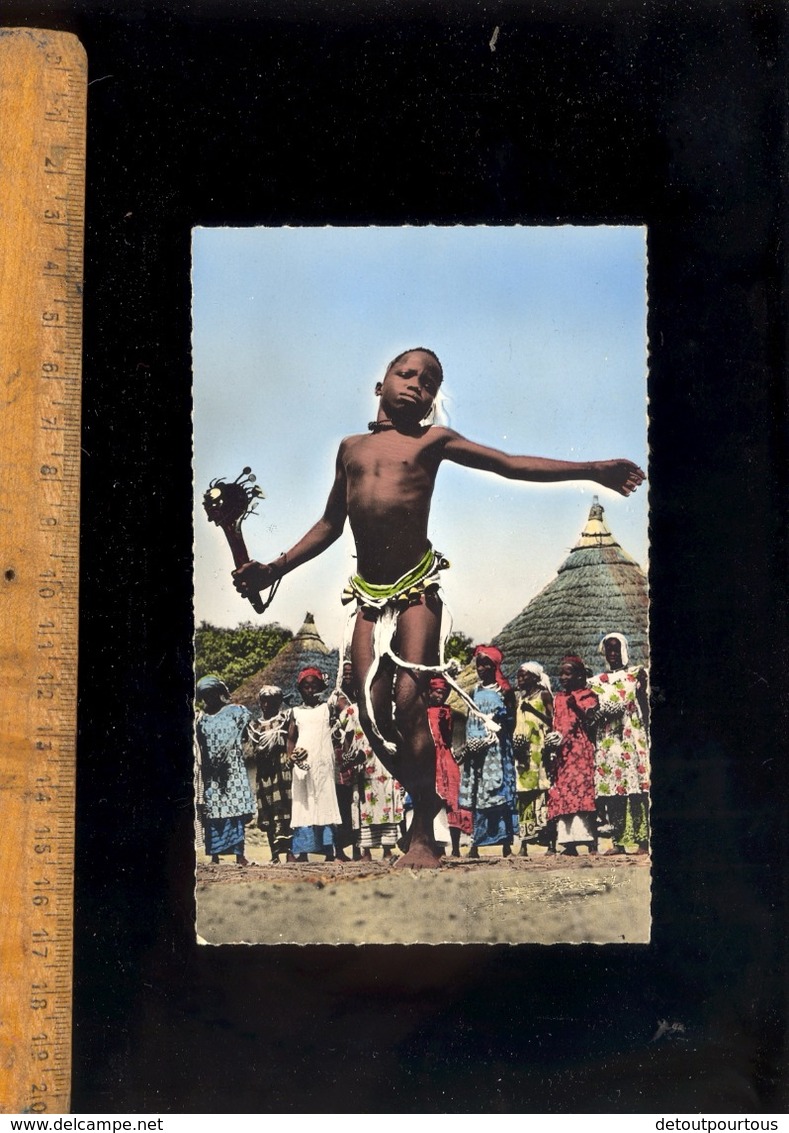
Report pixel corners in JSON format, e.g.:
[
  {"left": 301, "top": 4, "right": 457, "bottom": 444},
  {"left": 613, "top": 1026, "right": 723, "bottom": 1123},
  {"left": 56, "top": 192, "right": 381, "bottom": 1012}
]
[
  {"left": 589, "top": 632, "right": 650, "bottom": 854},
  {"left": 544, "top": 656, "right": 599, "bottom": 856},
  {"left": 336, "top": 681, "right": 403, "bottom": 860}
]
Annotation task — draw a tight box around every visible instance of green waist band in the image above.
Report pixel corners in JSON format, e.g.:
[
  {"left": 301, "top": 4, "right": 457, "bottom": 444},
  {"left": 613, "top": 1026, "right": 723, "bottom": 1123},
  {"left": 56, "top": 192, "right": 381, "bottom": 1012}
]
[{"left": 350, "top": 546, "right": 437, "bottom": 601}]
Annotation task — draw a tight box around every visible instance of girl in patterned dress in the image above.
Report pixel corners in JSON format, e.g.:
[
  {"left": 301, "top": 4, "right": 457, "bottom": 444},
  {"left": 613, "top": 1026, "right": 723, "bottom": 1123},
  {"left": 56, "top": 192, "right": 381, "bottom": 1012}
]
[
  {"left": 459, "top": 645, "right": 518, "bottom": 858},
  {"left": 195, "top": 675, "right": 256, "bottom": 866},
  {"left": 589, "top": 633, "right": 650, "bottom": 854},
  {"left": 249, "top": 685, "right": 295, "bottom": 863},
  {"left": 544, "top": 656, "right": 599, "bottom": 856},
  {"left": 512, "top": 662, "right": 554, "bottom": 856}
]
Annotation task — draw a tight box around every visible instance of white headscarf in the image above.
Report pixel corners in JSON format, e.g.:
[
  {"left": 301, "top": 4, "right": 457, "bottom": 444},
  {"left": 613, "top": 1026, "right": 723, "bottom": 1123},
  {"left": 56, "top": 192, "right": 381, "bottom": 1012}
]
[
  {"left": 517, "top": 661, "right": 553, "bottom": 696},
  {"left": 599, "top": 633, "right": 629, "bottom": 668},
  {"left": 257, "top": 685, "right": 282, "bottom": 701}
]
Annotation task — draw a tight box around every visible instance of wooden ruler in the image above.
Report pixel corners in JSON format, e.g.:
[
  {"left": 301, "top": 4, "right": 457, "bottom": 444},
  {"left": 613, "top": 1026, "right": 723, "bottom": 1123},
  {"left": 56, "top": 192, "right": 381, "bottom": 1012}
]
[{"left": 0, "top": 28, "right": 86, "bottom": 1115}]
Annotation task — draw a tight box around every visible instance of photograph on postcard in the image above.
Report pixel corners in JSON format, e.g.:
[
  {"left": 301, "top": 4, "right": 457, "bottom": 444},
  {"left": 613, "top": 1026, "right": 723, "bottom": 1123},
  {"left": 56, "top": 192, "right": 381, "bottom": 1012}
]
[{"left": 192, "top": 225, "right": 650, "bottom": 945}]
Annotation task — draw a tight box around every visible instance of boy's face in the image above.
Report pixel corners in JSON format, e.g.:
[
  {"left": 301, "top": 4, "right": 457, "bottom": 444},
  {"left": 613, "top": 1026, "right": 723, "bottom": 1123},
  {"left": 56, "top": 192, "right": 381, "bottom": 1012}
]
[
  {"left": 377, "top": 351, "right": 442, "bottom": 420},
  {"left": 428, "top": 687, "right": 449, "bottom": 707}
]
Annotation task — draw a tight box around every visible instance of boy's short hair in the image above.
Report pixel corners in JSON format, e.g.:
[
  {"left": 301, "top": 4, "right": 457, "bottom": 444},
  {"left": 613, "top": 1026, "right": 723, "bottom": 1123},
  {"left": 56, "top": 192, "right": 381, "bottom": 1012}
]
[{"left": 386, "top": 347, "right": 443, "bottom": 384}]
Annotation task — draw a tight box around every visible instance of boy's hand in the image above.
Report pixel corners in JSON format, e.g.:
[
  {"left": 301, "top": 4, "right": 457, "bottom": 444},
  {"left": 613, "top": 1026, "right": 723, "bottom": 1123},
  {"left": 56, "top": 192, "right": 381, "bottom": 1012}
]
[
  {"left": 232, "top": 559, "right": 277, "bottom": 596},
  {"left": 593, "top": 459, "right": 645, "bottom": 496}
]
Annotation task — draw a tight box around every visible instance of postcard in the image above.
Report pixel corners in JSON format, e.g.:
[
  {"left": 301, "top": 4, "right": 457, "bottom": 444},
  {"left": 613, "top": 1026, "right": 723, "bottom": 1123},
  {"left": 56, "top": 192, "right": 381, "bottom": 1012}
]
[{"left": 191, "top": 224, "right": 650, "bottom": 945}]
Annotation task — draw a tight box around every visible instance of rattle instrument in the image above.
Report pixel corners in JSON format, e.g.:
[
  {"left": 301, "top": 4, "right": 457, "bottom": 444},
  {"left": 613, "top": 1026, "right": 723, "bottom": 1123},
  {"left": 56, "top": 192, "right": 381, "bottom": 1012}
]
[{"left": 202, "top": 467, "right": 280, "bottom": 615}]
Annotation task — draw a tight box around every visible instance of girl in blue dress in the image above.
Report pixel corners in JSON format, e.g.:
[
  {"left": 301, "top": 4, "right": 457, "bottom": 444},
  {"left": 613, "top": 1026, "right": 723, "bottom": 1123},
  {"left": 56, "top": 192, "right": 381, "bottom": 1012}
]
[
  {"left": 195, "top": 675, "right": 256, "bottom": 866},
  {"left": 459, "top": 645, "right": 518, "bottom": 858}
]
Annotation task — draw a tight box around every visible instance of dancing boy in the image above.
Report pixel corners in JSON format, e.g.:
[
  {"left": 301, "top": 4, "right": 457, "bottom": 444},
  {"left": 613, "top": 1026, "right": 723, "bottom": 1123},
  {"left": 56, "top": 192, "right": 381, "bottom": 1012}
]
[{"left": 234, "top": 348, "right": 644, "bottom": 867}]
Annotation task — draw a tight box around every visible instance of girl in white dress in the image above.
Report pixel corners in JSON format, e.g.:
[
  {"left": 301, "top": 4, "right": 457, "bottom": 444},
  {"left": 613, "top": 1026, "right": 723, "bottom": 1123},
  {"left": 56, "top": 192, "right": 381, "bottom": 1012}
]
[{"left": 288, "top": 667, "right": 342, "bottom": 861}]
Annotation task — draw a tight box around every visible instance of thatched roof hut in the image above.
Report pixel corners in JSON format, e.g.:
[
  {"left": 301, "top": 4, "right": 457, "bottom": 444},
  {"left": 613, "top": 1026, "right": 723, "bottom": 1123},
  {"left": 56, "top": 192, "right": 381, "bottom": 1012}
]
[
  {"left": 233, "top": 612, "right": 340, "bottom": 712},
  {"left": 493, "top": 498, "right": 649, "bottom": 684}
]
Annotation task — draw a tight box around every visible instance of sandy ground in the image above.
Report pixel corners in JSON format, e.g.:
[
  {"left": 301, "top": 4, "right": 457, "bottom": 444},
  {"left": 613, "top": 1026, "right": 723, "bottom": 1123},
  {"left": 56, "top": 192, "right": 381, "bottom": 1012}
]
[{"left": 195, "top": 827, "right": 651, "bottom": 945}]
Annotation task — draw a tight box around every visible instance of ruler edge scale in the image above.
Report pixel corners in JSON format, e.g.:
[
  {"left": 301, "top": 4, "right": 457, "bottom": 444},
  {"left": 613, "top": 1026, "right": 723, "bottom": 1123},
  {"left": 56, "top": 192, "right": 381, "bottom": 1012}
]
[{"left": 0, "top": 28, "right": 86, "bottom": 1115}]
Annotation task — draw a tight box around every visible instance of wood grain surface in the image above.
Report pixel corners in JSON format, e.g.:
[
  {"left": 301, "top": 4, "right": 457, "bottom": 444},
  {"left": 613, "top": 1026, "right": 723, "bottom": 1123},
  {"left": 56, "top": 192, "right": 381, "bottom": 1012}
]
[{"left": 0, "top": 28, "right": 85, "bottom": 1115}]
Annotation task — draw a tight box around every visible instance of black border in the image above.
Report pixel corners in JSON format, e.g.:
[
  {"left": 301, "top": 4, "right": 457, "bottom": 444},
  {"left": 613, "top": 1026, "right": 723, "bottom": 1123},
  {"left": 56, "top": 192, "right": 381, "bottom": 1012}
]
[{"left": 4, "top": 0, "right": 787, "bottom": 1112}]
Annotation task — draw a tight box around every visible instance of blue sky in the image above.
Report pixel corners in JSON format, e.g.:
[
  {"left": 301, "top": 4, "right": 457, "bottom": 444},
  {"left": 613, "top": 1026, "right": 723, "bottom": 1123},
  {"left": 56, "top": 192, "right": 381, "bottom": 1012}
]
[{"left": 193, "top": 225, "right": 648, "bottom": 650}]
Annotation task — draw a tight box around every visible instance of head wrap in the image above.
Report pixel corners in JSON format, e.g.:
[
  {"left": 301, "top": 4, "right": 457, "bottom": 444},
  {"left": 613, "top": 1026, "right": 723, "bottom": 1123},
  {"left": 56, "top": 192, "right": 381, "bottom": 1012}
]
[
  {"left": 257, "top": 685, "right": 282, "bottom": 701},
  {"left": 517, "top": 661, "right": 552, "bottom": 695},
  {"left": 196, "top": 675, "right": 228, "bottom": 698},
  {"left": 560, "top": 655, "right": 588, "bottom": 678},
  {"left": 429, "top": 676, "right": 451, "bottom": 694},
  {"left": 297, "top": 666, "right": 326, "bottom": 688},
  {"left": 599, "top": 633, "right": 629, "bottom": 668},
  {"left": 473, "top": 644, "right": 511, "bottom": 692}
]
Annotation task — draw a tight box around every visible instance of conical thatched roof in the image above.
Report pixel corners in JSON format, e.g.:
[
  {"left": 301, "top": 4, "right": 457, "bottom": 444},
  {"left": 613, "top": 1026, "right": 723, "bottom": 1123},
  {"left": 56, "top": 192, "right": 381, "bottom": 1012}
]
[
  {"left": 493, "top": 499, "right": 649, "bottom": 684},
  {"left": 233, "top": 612, "right": 340, "bottom": 711}
]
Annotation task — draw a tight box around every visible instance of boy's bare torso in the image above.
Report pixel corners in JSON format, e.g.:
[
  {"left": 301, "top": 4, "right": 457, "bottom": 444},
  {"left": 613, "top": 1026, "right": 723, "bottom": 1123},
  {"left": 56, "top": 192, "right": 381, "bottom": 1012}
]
[{"left": 340, "top": 426, "right": 447, "bottom": 583}]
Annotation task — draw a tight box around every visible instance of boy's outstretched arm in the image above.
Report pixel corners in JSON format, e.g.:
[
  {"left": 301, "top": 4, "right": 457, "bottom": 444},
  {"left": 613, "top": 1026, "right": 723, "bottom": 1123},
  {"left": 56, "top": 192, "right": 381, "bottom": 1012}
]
[
  {"left": 442, "top": 432, "right": 645, "bottom": 497},
  {"left": 233, "top": 444, "right": 348, "bottom": 598}
]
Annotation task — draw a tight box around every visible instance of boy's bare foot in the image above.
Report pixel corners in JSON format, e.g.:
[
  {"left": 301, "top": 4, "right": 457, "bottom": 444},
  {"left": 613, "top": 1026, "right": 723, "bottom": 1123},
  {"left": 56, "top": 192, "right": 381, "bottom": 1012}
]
[
  {"left": 392, "top": 838, "right": 443, "bottom": 869},
  {"left": 286, "top": 851, "right": 297, "bottom": 863},
  {"left": 211, "top": 855, "right": 220, "bottom": 864},
  {"left": 502, "top": 842, "right": 512, "bottom": 858},
  {"left": 468, "top": 846, "right": 480, "bottom": 859}
]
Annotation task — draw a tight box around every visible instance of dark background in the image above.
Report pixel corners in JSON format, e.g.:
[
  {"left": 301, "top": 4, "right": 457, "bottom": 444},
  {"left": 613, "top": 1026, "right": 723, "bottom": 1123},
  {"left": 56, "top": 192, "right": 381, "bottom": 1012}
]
[{"left": 4, "top": 0, "right": 787, "bottom": 1113}]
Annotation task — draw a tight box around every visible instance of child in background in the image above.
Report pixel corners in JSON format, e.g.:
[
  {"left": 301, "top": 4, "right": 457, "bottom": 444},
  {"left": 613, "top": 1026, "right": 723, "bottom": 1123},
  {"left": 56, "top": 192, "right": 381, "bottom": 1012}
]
[
  {"left": 249, "top": 685, "right": 294, "bottom": 864},
  {"left": 288, "top": 668, "right": 342, "bottom": 862},
  {"left": 513, "top": 662, "right": 554, "bottom": 856},
  {"left": 544, "top": 656, "right": 599, "bottom": 857},
  {"left": 459, "top": 646, "right": 518, "bottom": 859},
  {"left": 195, "top": 675, "right": 255, "bottom": 867},
  {"left": 427, "top": 676, "right": 471, "bottom": 857}
]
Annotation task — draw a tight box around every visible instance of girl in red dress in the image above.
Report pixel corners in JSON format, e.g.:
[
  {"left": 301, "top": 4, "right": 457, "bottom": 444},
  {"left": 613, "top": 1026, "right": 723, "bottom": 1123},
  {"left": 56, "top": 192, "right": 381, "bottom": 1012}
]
[
  {"left": 544, "top": 655, "right": 599, "bottom": 857},
  {"left": 427, "top": 676, "right": 472, "bottom": 857}
]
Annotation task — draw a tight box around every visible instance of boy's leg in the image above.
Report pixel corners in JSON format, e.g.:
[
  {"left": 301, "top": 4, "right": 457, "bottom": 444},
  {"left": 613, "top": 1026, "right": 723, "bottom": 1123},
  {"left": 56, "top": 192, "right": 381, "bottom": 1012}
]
[
  {"left": 388, "top": 595, "right": 444, "bottom": 867},
  {"left": 351, "top": 597, "right": 443, "bottom": 868},
  {"left": 351, "top": 610, "right": 398, "bottom": 764}
]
